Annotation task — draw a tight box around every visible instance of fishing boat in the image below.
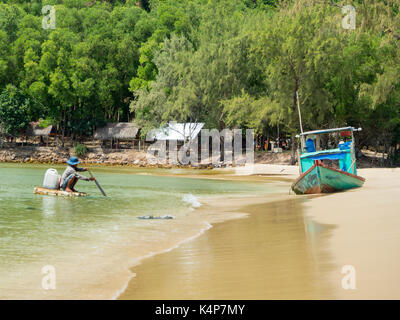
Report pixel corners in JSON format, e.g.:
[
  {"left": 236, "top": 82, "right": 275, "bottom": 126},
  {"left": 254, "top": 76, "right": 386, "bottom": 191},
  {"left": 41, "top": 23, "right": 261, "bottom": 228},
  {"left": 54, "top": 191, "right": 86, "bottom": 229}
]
[
  {"left": 291, "top": 127, "right": 365, "bottom": 195},
  {"left": 34, "top": 186, "right": 88, "bottom": 197}
]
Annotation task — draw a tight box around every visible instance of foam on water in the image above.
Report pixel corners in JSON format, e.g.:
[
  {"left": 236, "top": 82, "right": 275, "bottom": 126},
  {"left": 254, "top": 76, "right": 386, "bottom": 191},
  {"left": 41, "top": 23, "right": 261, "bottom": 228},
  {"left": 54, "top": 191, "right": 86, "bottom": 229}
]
[{"left": 182, "top": 193, "right": 202, "bottom": 208}]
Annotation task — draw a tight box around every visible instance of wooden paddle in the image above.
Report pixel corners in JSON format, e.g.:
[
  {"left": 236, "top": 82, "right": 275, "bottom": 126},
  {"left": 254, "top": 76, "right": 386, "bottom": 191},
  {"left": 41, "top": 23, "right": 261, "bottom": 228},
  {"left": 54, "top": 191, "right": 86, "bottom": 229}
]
[{"left": 88, "top": 169, "right": 107, "bottom": 197}]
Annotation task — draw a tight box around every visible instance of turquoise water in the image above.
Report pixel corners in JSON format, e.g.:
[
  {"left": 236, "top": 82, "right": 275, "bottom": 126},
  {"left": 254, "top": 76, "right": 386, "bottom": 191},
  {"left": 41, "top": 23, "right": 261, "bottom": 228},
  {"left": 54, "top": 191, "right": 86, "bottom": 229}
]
[{"left": 0, "top": 163, "right": 278, "bottom": 298}]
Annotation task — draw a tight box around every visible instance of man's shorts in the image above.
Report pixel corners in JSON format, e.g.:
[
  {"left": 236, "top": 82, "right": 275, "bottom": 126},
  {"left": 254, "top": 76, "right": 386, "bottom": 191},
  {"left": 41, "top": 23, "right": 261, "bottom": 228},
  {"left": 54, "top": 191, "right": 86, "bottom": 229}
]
[{"left": 61, "top": 174, "right": 75, "bottom": 190}]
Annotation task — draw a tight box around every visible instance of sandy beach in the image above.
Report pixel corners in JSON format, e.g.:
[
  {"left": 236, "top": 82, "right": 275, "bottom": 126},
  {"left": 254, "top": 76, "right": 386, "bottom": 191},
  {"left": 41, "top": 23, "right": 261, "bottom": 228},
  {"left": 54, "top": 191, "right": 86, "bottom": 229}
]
[
  {"left": 304, "top": 168, "right": 400, "bottom": 299},
  {"left": 118, "top": 166, "right": 400, "bottom": 300}
]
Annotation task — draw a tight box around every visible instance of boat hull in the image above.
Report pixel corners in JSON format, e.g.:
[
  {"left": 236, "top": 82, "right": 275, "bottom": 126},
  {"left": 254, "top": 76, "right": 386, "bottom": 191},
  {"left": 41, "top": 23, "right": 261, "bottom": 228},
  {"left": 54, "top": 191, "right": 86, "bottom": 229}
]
[
  {"left": 291, "top": 164, "right": 365, "bottom": 195},
  {"left": 34, "top": 187, "right": 88, "bottom": 197}
]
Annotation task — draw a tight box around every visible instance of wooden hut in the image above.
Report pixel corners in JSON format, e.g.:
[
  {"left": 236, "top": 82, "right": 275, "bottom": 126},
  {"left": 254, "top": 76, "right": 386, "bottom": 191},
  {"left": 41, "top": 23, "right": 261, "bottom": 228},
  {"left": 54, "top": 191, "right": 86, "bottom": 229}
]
[
  {"left": 26, "top": 122, "right": 54, "bottom": 137},
  {"left": 25, "top": 122, "right": 55, "bottom": 146},
  {"left": 94, "top": 122, "right": 141, "bottom": 149}
]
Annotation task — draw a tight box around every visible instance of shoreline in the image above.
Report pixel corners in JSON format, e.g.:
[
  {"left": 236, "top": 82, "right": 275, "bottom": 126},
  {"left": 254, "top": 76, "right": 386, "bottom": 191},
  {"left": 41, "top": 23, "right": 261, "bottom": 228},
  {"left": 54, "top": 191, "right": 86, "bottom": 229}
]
[
  {"left": 117, "top": 168, "right": 400, "bottom": 300},
  {"left": 3, "top": 162, "right": 400, "bottom": 299},
  {"left": 0, "top": 146, "right": 293, "bottom": 168},
  {"left": 0, "top": 163, "right": 292, "bottom": 300},
  {"left": 117, "top": 193, "right": 319, "bottom": 299},
  {"left": 0, "top": 146, "right": 386, "bottom": 169},
  {"left": 110, "top": 220, "right": 215, "bottom": 300},
  {"left": 111, "top": 190, "right": 295, "bottom": 300}
]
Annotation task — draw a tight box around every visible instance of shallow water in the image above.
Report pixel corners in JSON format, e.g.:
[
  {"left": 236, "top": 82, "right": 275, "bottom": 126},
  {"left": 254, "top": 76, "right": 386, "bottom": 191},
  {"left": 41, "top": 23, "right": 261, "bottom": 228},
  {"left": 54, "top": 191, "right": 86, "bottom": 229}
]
[
  {"left": 0, "top": 163, "right": 283, "bottom": 299},
  {"left": 119, "top": 198, "right": 336, "bottom": 299},
  {"left": 117, "top": 168, "right": 400, "bottom": 300}
]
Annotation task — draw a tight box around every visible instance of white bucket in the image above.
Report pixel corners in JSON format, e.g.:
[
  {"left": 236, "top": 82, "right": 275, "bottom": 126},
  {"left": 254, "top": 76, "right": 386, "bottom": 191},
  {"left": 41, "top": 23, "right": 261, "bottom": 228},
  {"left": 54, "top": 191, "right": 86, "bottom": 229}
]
[{"left": 43, "top": 169, "right": 60, "bottom": 190}]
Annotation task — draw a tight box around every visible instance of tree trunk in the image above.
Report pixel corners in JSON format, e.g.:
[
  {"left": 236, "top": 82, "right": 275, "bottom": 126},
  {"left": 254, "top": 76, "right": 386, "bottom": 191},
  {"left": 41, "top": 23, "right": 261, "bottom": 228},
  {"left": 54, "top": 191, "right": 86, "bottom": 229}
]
[
  {"left": 291, "top": 74, "right": 300, "bottom": 165},
  {"left": 290, "top": 133, "right": 297, "bottom": 165}
]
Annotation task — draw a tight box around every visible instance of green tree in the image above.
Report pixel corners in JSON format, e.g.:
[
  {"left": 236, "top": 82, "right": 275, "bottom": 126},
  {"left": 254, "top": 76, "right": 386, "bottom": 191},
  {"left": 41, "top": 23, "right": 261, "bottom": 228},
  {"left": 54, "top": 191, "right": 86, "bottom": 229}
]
[
  {"left": 132, "top": 0, "right": 266, "bottom": 133},
  {"left": 0, "top": 86, "right": 41, "bottom": 139}
]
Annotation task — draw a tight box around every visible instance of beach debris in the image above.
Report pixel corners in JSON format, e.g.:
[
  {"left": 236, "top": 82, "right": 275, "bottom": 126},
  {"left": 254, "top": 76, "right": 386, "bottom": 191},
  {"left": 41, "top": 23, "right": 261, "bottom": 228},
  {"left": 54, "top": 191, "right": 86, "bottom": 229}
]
[
  {"left": 213, "top": 161, "right": 227, "bottom": 168},
  {"left": 138, "top": 215, "right": 174, "bottom": 220}
]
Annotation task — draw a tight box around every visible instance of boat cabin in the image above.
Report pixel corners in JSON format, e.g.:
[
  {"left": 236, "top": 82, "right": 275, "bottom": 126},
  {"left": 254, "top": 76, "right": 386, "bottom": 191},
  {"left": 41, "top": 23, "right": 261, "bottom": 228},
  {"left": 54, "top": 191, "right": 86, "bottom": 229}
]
[{"left": 296, "top": 127, "right": 362, "bottom": 175}]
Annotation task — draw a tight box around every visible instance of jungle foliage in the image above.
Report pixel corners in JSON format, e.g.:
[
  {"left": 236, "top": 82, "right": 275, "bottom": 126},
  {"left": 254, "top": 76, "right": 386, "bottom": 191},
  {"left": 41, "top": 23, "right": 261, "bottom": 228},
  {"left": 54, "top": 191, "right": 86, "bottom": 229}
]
[{"left": 0, "top": 0, "right": 399, "bottom": 163}]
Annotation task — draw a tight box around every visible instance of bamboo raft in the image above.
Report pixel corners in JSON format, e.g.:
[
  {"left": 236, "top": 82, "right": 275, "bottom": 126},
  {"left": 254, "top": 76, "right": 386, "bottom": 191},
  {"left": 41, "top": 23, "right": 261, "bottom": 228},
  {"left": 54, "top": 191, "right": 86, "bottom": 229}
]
[{"left": 34, "top": 187, "right": 88, "bottom": 197}]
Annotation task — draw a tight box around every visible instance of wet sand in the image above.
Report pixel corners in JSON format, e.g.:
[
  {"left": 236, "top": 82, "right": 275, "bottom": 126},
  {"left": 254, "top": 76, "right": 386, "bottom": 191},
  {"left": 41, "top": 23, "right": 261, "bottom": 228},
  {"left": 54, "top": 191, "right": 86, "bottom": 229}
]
[
  {"left": 304, "top": 168, "right": 400, "bottom": 299},
  {"left": 119, "top": 168, "right": 400, "bottom": 300}
]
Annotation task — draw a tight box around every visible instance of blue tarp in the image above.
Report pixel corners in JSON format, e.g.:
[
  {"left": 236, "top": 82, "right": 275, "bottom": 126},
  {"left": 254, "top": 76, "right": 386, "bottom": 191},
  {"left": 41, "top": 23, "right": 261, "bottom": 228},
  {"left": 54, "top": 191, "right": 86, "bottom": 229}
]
[
  {"left": 339, "top": 141, "right": 352, "bottom": 150},
  {"left": 306, "top": 153, "right": 346, "bottom": 161},
  {"left": 305, "top": 139, "right": 316, "bottom": 152}
]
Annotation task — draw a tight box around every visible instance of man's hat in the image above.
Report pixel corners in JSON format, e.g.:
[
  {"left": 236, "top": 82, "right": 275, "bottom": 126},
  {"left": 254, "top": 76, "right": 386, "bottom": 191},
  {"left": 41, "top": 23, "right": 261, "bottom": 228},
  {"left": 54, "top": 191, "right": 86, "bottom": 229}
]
[{"left": 67, "top": 156, "right": 80, "bottom": 166}]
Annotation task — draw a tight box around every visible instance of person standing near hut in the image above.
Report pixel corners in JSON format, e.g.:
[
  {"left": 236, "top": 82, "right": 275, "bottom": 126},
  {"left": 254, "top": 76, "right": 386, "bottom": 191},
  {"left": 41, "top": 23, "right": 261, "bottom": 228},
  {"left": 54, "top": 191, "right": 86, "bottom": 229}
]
[{"left": 61, "top": 157, "right": 94, "bottom": 192}]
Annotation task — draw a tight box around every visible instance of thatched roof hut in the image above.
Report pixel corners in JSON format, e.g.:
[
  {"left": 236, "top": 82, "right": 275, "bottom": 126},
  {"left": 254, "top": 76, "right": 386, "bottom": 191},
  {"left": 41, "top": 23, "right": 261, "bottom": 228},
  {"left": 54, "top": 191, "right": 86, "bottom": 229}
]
[
  {"left": 94, "top": 123, "right": 140, "bottom": 140},
  {"left": 26, "top": 122, "right": 54, "bottom": 137}
]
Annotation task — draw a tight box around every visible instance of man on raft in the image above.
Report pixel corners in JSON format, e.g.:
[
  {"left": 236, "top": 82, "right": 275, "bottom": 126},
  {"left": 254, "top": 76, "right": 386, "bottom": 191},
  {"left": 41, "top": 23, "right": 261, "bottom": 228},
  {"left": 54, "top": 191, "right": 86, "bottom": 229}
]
[{"left": 61, "top": 157, "right": 95, "bottom": 193}]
